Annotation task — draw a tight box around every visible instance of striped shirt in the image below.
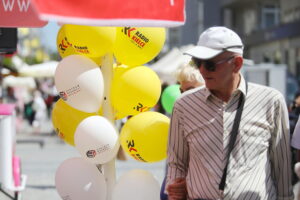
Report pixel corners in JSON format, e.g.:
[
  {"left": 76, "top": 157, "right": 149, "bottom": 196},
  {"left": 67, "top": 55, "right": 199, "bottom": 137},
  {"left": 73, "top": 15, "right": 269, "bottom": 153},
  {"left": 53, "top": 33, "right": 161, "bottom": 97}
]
[{"left": 166, "top": 75, "right": 293, "bottom": 200}]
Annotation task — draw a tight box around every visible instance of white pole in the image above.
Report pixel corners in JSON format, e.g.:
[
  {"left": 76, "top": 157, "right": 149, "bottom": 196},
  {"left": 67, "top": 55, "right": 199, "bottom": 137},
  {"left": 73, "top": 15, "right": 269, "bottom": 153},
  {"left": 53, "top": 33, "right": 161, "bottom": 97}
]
[
  {"left": 101, "top": 53, "right": 116, "bottom": 200},
  {"left": 0, "top": 115, "right": 13, "bottom": 189}
]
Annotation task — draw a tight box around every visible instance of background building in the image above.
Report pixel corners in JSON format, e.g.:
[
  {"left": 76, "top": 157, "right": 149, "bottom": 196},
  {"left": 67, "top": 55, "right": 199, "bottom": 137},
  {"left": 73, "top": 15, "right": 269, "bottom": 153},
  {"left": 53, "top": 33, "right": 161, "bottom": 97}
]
[
  {"left": 166, "top": 0, "right": 221, "bottom": 49},
  {"left": 166, "top": 0, "right": 300, "bottom": 82},
  {"left": 221, "top": 0, "right": 300, "bottom": 81}
]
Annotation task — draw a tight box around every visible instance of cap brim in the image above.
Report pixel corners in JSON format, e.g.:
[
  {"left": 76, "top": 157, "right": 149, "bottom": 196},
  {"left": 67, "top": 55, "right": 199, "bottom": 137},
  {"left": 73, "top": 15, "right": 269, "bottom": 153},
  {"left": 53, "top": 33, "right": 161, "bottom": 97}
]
[{"left": 183, "top": 46, "right": 223, "bottom": 60}]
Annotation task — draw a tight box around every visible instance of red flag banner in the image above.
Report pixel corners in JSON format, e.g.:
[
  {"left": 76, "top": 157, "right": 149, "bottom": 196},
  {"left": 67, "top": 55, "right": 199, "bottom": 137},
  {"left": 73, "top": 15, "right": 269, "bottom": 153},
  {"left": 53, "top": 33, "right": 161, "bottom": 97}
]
[
  {"left": 30, "top": 0, "right": 185, "bottom": 27},
  {"left": 0, "top": 0, "right": 47, "bottom": 27}
]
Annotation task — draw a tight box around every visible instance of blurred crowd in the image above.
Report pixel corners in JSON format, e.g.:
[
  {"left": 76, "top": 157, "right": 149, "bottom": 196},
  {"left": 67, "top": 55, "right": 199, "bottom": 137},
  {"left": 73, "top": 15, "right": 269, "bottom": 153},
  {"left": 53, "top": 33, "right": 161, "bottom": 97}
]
[
  {"left": 0, "top": 78, "right": 59, "bottom": 134},
  {"left": 289, "top": 91, "right": 300, "bottom": 185}
]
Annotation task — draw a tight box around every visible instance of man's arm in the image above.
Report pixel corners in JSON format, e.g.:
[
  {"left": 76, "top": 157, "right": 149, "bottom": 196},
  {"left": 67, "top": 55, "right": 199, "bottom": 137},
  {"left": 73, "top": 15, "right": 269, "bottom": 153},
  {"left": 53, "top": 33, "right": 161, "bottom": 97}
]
[
  {"left": 271, "top": 94, "right": 294, "bottom": 200},
  {"left": 167, "top": 178, "right": 187, "bottom": 200},
  {"left": 166, "top": 103, "right": 189, "bottom": 199}
]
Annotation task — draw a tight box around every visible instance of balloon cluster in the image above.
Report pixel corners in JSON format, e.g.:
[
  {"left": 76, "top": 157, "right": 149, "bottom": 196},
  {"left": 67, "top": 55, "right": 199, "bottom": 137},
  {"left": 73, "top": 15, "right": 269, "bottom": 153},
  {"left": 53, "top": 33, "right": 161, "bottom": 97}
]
[{"left": 52, "top": 25, "right": 169, "bottom": 200}]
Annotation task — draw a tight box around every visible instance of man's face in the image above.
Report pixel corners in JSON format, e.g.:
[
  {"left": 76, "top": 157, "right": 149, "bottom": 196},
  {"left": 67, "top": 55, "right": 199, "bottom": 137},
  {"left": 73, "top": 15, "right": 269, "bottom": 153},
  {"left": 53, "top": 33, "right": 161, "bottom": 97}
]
[{"left": 197, "top": 52, "right": 237, "bottom": 91}]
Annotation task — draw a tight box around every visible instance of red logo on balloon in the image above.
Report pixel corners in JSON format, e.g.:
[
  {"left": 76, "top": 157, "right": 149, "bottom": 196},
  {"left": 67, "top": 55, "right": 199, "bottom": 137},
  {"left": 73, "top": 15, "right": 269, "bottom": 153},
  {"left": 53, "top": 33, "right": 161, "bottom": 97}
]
[
  {"left": 56, "top": 128, "right": 65, "bottom": 139},
  {"left": 126, "top": 140, "right": 147, "bottom": 162},
  {"left": 86, "top": 150, "right": 97, "bottom": 158},
  {"left": 59, "top": 91, "right": 68, "bottom": 101},
  {"left": 123, "top": 27, "right": 136, "bottom": 37},
  {"left": 59, "top": 37, "right": 73, "bottom": 54},
  {"left": 122, "top": 27, "right": 148, "bottom": 49},
  {"left": 133, "top": 103, "right": 150, "bottom": 112}
]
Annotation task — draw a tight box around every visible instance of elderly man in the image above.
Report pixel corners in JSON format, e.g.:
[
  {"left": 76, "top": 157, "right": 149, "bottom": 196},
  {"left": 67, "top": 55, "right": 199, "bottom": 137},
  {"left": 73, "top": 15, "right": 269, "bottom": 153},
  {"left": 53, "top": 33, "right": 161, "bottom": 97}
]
[{"left": 166, "top": 26, "right": 294, "bottom": 200}]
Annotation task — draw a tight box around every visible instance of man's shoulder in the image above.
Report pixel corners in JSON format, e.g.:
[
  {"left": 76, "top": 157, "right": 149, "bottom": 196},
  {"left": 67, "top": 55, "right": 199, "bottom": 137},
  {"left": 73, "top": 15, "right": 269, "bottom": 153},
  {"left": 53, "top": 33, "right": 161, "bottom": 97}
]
[
  {"left": 173, "top": 86, "right": 206, "bottom": 115},
  {"left": 178, "top": 86, "right": 205, "bottom": 100},
  {"left": 248, "top": 82, "right": 283, "bottom": 95},
  {"left": 248, "top": 82, "right": 285, "bottom": 102},
  {"left": 174, "top": 86, "right": 205, "bottom": 108}
]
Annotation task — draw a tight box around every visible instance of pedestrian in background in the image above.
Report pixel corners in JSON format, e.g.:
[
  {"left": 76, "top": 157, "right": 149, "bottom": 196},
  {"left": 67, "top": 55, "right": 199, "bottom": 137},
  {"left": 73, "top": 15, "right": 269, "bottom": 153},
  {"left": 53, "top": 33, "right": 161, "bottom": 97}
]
[
  {"left": 176, "top": 63, "right": 204, "bottom": 94},
  {"left": 292, "top": 117, "right": 300, "bottom": 200},
  {"left": 154, "top": 82, "right": 169, "bottom": 115},
  {"left": 32, "top": 90, "right": 47, "bottom": 134},
  {"left": 166, "top": 26, "right": 293, "bottom": 200},
  {"left": 289, "top": 91, "right": 300, "bottom": 185},
  {"left": 290, "top": 91, "right": 300, "bottom": 133}
]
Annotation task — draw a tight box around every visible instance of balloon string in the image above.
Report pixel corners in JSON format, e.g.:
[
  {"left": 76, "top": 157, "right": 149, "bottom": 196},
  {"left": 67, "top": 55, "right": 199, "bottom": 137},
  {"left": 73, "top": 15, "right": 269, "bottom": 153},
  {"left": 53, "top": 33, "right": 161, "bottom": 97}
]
[{"left": 96, "top": 164, "right": 102, "bottom": 173}]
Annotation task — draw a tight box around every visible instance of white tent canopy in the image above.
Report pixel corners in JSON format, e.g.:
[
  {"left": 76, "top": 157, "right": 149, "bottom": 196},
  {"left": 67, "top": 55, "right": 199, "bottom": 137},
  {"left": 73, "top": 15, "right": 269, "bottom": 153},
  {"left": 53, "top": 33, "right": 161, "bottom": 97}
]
[
  {"left": 6, "top": 46, "right": 196, "bottom": 86},
  {"left": 18, "top": 61, "right": 58, "bottom": 78},
  {"left": 1, "top": 58, "right": 58, "bottom": 89},
  {"left": 2, "top": 75, "right": 36, "bottom": 89},
  {"left": 149, "top": 45, "right": 194, "bottom": 84},
  {"left": 6, "top": 56, "right": 58, "bottom": 78}
]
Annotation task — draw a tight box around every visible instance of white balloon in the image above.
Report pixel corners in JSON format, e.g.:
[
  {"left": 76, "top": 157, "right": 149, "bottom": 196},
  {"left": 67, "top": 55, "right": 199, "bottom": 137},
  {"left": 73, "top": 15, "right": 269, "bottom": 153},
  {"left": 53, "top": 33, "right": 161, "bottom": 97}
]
[
  {"left": 74, "top": 116, "right": 120, "bottom": 164},
  {"left": 54, "top": 55, "right": 104, "bottom": 113},
  {"left": 112, "top": 169, "right": 160, "bottom": 200},
  {"left": 55, "top": 157, "right": 106, "bottom": 200}
]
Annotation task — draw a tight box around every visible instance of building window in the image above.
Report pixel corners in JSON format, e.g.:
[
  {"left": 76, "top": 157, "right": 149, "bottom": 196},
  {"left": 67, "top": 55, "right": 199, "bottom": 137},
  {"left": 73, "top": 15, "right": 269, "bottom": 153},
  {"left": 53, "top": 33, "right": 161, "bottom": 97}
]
[
  {"left": 296, "top": 48, "right": 300, "bottom": 82},
  {"left": 261, "top": 5, "right": 280, "bottom": 29},
  {"left": 197, "top": 0, "right": 204, "bottom": 35},
  {"left": 168, "top": 27, "right": 180, "bottom": 48}
]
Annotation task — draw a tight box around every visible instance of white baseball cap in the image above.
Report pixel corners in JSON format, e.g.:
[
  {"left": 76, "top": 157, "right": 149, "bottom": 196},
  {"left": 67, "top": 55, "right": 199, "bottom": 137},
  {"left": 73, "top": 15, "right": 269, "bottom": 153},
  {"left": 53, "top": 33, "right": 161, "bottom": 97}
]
[{"left": 184, "top": 26, "right": 244, "bottom": 60}]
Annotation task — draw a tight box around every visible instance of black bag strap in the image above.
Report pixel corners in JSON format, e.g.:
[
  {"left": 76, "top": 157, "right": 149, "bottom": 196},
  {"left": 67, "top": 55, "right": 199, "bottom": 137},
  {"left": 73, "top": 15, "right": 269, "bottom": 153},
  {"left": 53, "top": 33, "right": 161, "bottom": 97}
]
[{"left": 219, "top": 82, "right": 248, "bottom": 191}]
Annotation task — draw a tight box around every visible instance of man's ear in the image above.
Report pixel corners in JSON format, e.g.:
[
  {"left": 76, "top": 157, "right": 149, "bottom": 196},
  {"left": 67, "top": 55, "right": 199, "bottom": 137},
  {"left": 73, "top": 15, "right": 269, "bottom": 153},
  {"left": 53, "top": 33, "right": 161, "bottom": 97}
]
[{"left": 233, "top": 56, "right": 243, "bottom": 72}]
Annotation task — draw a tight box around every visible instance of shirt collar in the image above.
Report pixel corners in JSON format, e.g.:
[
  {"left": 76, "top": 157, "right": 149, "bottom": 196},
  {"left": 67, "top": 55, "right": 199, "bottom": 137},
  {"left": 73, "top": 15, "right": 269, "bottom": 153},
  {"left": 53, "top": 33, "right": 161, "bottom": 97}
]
[{"left": 203, "top": 73, "right": 247, "bottom": 101}]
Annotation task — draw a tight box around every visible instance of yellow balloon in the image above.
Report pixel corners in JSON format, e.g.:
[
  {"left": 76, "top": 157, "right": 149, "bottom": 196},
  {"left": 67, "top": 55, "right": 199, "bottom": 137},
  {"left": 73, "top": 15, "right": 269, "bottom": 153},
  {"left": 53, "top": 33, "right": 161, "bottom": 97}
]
[
  {"left": 113, "top": 63, "right": 130, "bottom": 79},
  {"left": 52, "top": 99, "right": 95, "bottom": 146},
  {"left": 113, "top": 27, "right": 166, "bottom": 66},
  {"left": 56, "top": 26, "right": 76, "bottom": 58},
  {"left": 112, "top": 64, "right": 134, "bottom": 119},
  {"left": 120, "top": 112, "right": 170, "bottom": 162},
  {"left": 57, "top": 25, "right": 116, "bottom": 64},
  {"left": 111, "top": 66, "right": 161, "bottom": 116}
]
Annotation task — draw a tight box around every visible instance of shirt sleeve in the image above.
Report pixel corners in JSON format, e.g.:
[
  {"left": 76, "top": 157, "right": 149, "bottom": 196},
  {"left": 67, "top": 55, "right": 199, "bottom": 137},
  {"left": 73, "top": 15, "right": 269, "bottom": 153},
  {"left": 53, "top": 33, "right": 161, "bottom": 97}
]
[
  {"left": 166, "top": 102, "right": 189, "bottom": 187},
  {"left": 291, "top": 116, "right": 300, "bottom": 149},
  {"left": 270, "top": 94, "right": 294, "bottom": 200}
]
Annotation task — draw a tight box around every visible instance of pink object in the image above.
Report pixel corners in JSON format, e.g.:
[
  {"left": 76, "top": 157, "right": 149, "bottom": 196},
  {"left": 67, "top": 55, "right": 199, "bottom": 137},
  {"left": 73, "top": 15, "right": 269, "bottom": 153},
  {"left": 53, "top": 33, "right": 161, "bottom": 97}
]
[
  {"left": 0, "top": 0, "right": 47, "bottom": 27},
  {"left": 31, "top": 0, "right": 185, "bottom": 27},
  {"left": 0, "top": 104, "right": 15, "bottom": 115},
  {"left": 12, "top": 156, "right": 21, "bottom": 187}
]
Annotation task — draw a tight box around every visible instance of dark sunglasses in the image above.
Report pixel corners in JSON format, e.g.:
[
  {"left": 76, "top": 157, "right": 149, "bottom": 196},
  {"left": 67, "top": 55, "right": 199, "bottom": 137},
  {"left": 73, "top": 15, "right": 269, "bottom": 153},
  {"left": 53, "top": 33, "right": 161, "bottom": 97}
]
[{"left": 190, "top": 56, "right": 235, "bottom": 72}]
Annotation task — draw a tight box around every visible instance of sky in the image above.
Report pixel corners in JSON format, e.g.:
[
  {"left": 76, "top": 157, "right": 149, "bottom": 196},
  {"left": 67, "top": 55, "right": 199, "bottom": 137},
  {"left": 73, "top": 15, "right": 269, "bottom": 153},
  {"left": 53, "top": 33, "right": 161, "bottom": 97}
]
[{"left": 40, "top": 21, "right": 60, "bottom": 52}]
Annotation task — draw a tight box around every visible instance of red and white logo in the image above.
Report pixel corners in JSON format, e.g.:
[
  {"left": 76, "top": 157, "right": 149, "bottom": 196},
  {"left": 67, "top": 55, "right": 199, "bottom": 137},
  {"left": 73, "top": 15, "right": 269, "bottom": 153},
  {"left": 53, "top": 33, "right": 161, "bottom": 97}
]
[
  {"left": 86, "top": 150, "right": 97, "bottom": 158},
  {"left": 0, "top": 0, "right": 47, "bottom": 27}
]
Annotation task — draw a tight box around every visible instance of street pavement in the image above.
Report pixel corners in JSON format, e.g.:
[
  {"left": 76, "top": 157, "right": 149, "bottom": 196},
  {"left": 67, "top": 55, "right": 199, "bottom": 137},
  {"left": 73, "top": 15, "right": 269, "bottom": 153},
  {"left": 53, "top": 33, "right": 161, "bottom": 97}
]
[
  {"left": 0, "top": 119, "right": 166, "bottom": 200},
  {"left": 2, "top": 118, "right": 300, "bottom": 200}
]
